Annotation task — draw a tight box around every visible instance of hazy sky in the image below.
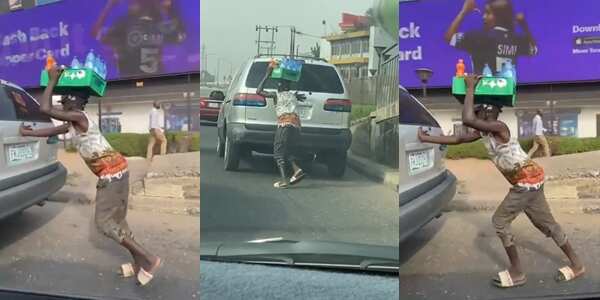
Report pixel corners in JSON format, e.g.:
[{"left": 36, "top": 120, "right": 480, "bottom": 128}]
[{"left": 200, "top": 0, "right": 373, "bottom": 79}]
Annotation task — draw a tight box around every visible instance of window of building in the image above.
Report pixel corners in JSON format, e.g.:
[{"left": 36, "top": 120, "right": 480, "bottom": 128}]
[
  {"left": 362, "top": 38, "right": 370, "bottom": 55},
  {"left": 516, "top": 109, "right": 579, "bottom": 138}
]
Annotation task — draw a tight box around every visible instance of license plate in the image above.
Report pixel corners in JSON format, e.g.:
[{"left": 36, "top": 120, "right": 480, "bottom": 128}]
[
  {"left": 297, "top": 106, "right": 311, "bottom": 120},
  {"left": 7, "top": 143, "right": 35, "bottom": 164},
  {"left": 208, "top": 102, "right": 219, "bottom": 108},
  {"left": 408, "top": 150, "right": 432, "bottom": 174}
]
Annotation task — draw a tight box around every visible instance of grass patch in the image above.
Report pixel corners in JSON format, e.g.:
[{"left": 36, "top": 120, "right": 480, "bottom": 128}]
[
  {"left": 351, "top": 104, "right": 376, "bottom": 121},
  {"left": 446, "top": 137, "right": 600, "bottom": 159},
  {"left": 104, "top": 132, "right": 200, "bottom": 157}
]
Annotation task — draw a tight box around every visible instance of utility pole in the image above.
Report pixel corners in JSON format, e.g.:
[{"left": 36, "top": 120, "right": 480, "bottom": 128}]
[
  {"left": 256, "top": 25, "right": 278, "bottom": 55},
  {"left": 289, "top": 26, "right": 296, "bottom": 57}
]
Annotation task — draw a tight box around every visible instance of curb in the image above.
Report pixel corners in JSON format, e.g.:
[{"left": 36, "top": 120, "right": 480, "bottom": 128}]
[
  {"left": 347, "top": 151, "right": 399, "bottom": 187},
  {"left": 447, "top": 196, "right": 600, "bottom": 214}
]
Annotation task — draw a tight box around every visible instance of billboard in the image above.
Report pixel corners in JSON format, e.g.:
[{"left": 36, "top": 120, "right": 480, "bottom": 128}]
[
  {"left": 0, "top": 0, "right": 200, "bottom": 87},
  {"left": 400, "top": 0, "right": 600, "bottom": 88}
]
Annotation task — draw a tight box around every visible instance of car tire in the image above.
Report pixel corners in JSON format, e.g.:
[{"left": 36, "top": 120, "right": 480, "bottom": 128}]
[
  {"left": 216, "top": 134, "right": 225, "bottom": 158},
  {"left": 326, "top": 150, "right": 347, "bottom": 178},
  {"left": 223, "top": 134, "right": 240, "bottom": 171}
]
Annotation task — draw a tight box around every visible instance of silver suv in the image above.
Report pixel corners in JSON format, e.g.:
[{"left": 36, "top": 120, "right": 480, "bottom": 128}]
[
  {"left": 399, "top": 86, "right": 456, "bottom": 242},
  {"left": 0, "top": 80, "right": 67, "bottom": 219},
  {"left": 216, "top": 55, "right": 352, "bottom": 177}
]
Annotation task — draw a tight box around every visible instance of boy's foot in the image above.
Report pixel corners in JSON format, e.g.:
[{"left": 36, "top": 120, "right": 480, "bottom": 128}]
[
  {"left": 556, "top": 265, "right": 585, "bottom": 282},
  {"left": 274, "top": 181, "right": 289, "bottom": 189},
  {"left": 290, "top": 169, "right": 305, "bottom": 185},
  {"left": 137, "top": 256, "right": 162, "bottom": 286},
  {"left": 119, "top": 262, "right": 139, "bottom": 278},
  {"left": 492, "top": 270, "right": 527, "bottom": 288}
]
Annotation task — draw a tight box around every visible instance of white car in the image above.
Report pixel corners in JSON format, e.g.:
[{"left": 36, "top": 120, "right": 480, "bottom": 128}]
[
  {"left": 216, "top": 55, "right": 352, "bottom": 177},
  {"left": 0, "top": 80, "right": 67, "bottom": 219}
]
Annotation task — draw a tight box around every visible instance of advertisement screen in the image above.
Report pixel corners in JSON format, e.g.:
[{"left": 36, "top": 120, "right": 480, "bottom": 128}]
[
  {"left": 0, "top": 0, "right": 200, "bottom": 87},
  {"left": 400, "top": 0, "right": 600, "bottom": 88}
]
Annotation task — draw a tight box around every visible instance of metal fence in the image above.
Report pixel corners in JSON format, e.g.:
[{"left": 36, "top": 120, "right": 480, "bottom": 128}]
[
  {"left": 374, "top": 43, "right": 399, "bottom": 123},
  {"left": 344, "top": 78, "right": 377, "bottom": 106}
]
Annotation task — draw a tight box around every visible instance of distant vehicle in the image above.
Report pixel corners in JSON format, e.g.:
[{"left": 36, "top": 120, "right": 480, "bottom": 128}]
[
  {"left": 399, "top": 85, "right": 456, "bottom": 242},
  {"left": 216, "top": 55, "right": 352, "bottom": 177},
  {"left": 200, "top": 90, "right": 225, "bottom": 123},
  {"left": 0, "top": 80, "right": 67, "bottom": 220}
]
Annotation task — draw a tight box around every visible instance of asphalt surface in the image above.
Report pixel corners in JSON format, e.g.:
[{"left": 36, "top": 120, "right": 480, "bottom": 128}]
[
  {"left": 400, "top": 210, "right": 600, "bottom": 300},
  {"left": 0, "top": 202, "right": 199, "bottom": 300},
  {"left": 199, "top": 125, "right": 399, "bottom": 247}
]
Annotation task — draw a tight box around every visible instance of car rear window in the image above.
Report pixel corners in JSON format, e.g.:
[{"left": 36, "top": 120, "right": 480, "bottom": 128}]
[
  {"left": 245, "top": 61, "right": 344, "bottom": 94},
  {"left": 399, "top": 89, "right": 439, "bottom": 127},
  {"left": 2, "top": 85, "right": 51, "bottom": 122}
]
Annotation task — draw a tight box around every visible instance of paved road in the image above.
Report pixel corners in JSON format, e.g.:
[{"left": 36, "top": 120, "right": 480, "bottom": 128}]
[
  {"left": 199, "top": 125, "right": 398, "bottom": 247},
  {"left": 0, "top": 202, "right": 199, "bottom": 300},
  {"left": 400, "top": 210, "right": 600, "bottom": 300}
]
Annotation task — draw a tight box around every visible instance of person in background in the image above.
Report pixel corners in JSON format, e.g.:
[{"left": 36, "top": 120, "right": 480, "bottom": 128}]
[
  {"left": 528, "top": 109, "right": 550, "bottom": 158},
  {"left": 20, "top": 66, "right": 162, "bottom": 286},
  {"left": 147, "top": 101, "right": 167, "bottom": 160}
]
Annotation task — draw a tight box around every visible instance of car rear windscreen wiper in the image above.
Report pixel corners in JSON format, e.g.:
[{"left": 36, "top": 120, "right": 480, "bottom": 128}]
[{"left": 200, "top": 239, "right": 399, "bottom": 273}]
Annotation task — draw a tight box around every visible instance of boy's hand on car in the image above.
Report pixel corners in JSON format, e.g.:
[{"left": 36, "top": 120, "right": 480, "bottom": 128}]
[
  {"left": 464, "top": 74, "right": 482, "bottom": 90},
  {"left": 295, "top": 92, "right": 306, "bottom": 101},
  {"left": 19, "top": 123, "right": 32, "bottom": 136},
  {"left": 417, "top": 127, "right": 430, "bottom": 142}
]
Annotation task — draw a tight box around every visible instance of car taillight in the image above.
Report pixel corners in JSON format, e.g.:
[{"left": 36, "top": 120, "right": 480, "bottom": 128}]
[
  {"left": 233, "top": 93, "right": 266, "bottom": 107},
  {"left": 199, "top": 100, "right": 207, "bottom": 108},
  {"left": 324, "top": 99, "right": 351, "bottom": 112}
]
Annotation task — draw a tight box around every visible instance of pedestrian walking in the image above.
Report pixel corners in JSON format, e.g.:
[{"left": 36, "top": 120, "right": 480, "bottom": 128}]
[
  {"left": 256, "top": 60, "right": 306, "bottom": 189},
  {"left": 528, "top": 109, "right": 550, "bottom": 158},
  {"left": 147, "top": 101, "right": 167, "bottom": 160},
  {"left": 417, "top": 75, "right": 584, "bottom": 288},
  {"left": 20, "top": 66, "right": 162, "bottom": 286}
]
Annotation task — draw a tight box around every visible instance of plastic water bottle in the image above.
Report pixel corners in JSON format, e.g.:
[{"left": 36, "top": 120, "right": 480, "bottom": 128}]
[
  {"left": 482, "top": 64, "right": 493, "bottom": 77},
  {"left": 85, "top": 49, "right": 95, "bottom": 70},
  {"left": 71, "top": 56, "right": 81, "bottom": 69},
  {"left": 99, "top": 59, "right": 107, "bottom": 79},
  {"left": 503, "top": 61, "right": 514, "bottom": 78}
]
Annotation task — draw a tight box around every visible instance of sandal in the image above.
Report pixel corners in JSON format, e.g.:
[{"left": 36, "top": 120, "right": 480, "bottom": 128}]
[
  {"left": 274, "top": 181, "right": 289, "bottom": 189},
  {"left": 290, "top": 170, "right": 306, "bottom": 185},
  {"left": 556, "top": 266, "right": 585, "bottom": 282},
  {"left": 492, "top": 270, "right": 527, "bottom": 288},
  {"left": 119, "top": 263, "right": 136, "bottom": 278},
  {"left": 137, "top": 257, "right": 163, "bottom": 286}
]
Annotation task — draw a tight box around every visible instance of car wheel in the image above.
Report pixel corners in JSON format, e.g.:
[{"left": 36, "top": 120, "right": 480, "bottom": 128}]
[
  {"left": 326, "top": 150, "right": 347, "bottom": 178},
  {"left": 216, "top": 134, "right": 225, "bottom": 158},
  {"left": 223, "top": 134, "right": 240, "bottom": 171}
]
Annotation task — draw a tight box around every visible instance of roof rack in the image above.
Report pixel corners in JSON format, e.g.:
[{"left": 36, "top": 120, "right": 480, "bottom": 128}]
[{"left": 254, "top": 53, "right": 328, "bottom": 63}]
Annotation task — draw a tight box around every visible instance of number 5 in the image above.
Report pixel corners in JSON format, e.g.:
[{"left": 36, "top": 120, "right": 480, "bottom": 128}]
[{"left": 140, "top": 48, "right": 159, "bottom": 73}]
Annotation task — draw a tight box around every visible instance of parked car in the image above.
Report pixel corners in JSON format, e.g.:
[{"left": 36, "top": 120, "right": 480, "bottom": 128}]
[
  {"left": 399, "top": 85, "right": 456, "bottom": 242},
  {"left": 200, "top": 90, "right": 225, "bottom": 123},
  {"left": 216, "top": 55, "right": 352, "bottom": 177},
  {"left": 0, "top": 80, "right": 67, "bottom": 220}
]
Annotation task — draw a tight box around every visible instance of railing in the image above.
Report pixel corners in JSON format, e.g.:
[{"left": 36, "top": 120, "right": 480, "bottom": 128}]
[{"left": 374, "top": 43, "right": 399, "bottom": 123}]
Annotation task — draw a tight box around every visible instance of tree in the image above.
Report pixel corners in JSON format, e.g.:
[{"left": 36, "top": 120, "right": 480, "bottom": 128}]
[{"left": 310, "top": 42, "right": 321, "bottom": 58}]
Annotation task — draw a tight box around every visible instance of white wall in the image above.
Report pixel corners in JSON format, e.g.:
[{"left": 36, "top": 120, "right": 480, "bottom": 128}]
[
  {"left": 579, "top": 107, "right": 598, "bottom": 138},
  {"left": 86, "top": 102, "right": 163, "bottom": 134}
]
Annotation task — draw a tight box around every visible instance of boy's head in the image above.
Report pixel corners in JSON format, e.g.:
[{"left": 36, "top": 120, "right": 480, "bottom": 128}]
[
  {"left": 276, "top": 79, "right": 291, "bottom": 92},
  {"left": 483, "top": 0, "right": 515, "bottom": 31},
  {"left": 60, "top": 93, "right": 89, "bottom": 111},
  {"left": 474, "top": 104, "right": 502, "bottom": 121},
  {"left": 536, "top": 109, "right": 543, "bottom": 116}
]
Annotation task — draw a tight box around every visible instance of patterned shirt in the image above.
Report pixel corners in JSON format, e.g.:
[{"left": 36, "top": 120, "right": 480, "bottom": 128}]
[
  {"left": 275, "top": 91, "right": 300, "bottom": 128},
  {"left": 70, "top": 112, "right": 128, "bottom": 180},
  {"left": 481, "top": 132, "right": 545, "bottom": 190}
]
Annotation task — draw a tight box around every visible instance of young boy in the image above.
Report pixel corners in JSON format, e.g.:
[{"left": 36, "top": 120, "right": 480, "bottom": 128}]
[
  {"left": 417, "top": 75, "right": 584, "bottom": 288},
  {"left": 256, "top": 60, "right": 306, "bottom": 188},
  {"left": 19, "top": 67, "right": 162, "bottom": 286}
]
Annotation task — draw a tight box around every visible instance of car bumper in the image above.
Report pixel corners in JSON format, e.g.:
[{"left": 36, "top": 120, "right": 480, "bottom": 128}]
[
  {"left": 227, "top": 123, "right": 352, "bottom": 152},
  {"left": 200, "top": 109, "right": 219, "bottom": 122},
  {"left": 399, "top": 171, "right": 456, "bottom": 243},
  {"left": 0, "top": 163, "right": 67, "bottom": 220}
]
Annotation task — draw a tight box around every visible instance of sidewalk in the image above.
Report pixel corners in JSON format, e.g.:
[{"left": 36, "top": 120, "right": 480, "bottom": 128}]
[
  {"left": 50, "top": 150, "right": 200, "bottom": 215},
  {"left": 446, "top": 151, "right": 600, "bottom": 213},
  {"left": 347, "top": 151, "right": 399, "bottom": 188}
]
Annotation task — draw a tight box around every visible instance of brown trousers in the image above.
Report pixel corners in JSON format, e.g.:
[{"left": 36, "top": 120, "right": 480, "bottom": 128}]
[
  {"left": 492, "top": 186, "right": 567, "bottom": 248},
  {"left": 147, "top": 128, "right": 167, "bottom": 159},
  {"left": 528, "top": 135, "right": 551, "bottom": 157},
  {"left": 95, "top": 172, "right": 134, "bottom": 243}
]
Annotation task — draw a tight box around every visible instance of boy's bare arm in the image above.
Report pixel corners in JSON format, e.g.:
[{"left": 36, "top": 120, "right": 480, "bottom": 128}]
[
  {"left": 39, "top": 67, "right": 87, "bottom": 124},
  {"left": 417, "top": 127, "right": 480, "bottom": 145},
  {"left": 20, "top": 123, "right": 70, "bottom": 138}
]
